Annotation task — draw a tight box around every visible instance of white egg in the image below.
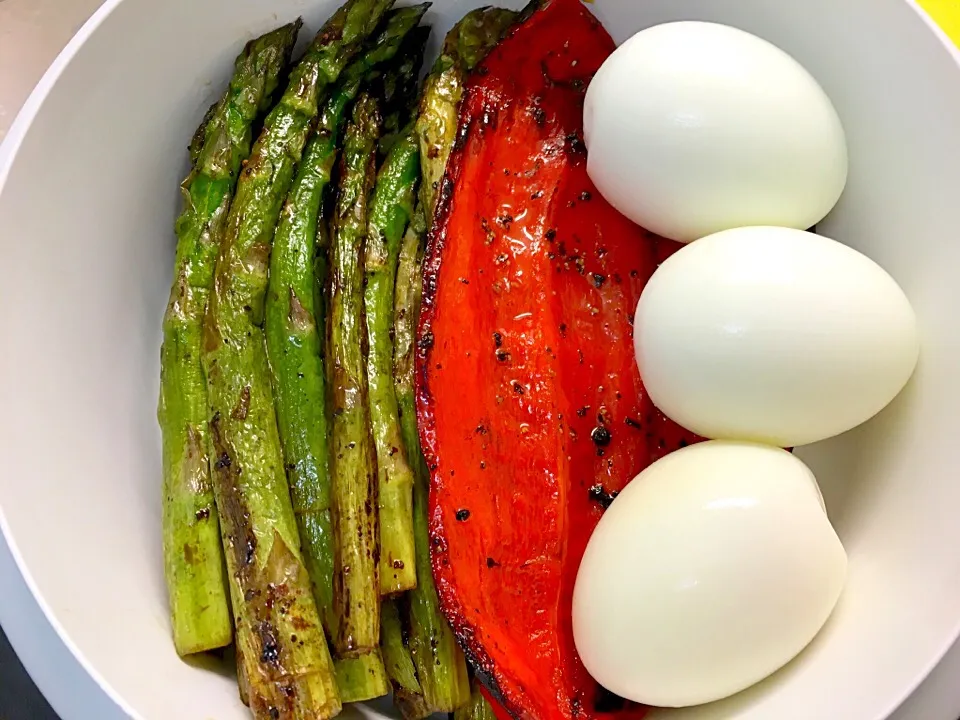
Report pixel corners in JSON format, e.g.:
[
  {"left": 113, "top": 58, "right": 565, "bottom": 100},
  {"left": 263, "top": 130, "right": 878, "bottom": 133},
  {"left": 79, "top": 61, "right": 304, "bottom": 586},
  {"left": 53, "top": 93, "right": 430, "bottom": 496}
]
[
  {"left": 634, "top": 227, "right": 919, "bottom": 447},
  {"left": 584, "top": 21, "right": 848, "bottom": 243},
  {"left": 572, "top": 441, "right": 847, "bottom": 708}
]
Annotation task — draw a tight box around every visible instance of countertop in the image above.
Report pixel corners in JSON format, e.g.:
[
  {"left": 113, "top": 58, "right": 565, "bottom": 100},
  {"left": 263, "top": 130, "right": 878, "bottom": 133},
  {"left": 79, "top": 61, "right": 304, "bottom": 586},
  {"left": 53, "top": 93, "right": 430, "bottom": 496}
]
[{"left": 2, "top": 0, "right": 960, "bottom": 718}]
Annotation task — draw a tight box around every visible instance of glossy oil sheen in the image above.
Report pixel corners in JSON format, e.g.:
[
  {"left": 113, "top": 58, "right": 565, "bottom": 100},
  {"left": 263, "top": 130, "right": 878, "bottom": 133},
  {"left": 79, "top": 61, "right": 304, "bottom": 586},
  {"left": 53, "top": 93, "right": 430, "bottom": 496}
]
[{"left": 3, "top": 0, "right": 960, "bottom": 719}]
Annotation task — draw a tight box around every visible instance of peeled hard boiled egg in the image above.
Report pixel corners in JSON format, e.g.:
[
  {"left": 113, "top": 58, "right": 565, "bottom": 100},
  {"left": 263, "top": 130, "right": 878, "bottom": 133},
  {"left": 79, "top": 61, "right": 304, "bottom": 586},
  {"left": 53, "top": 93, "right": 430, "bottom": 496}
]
[
  {"left": 584, "top": 21, "right": 848, "bottom": 243},
  {"left": 572, "top": 441, "right": 846, "bottom": 708},
  {"left": 634, "top": 226, "right": 919, "bottom": 447}
]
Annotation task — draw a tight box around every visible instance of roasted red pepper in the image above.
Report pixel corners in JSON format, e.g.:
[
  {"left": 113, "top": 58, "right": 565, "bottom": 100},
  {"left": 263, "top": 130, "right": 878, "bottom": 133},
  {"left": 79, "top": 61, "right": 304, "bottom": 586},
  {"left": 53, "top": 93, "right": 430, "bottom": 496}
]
[{"left": 417, "top": 2, "right": 701, "bottom": 719}]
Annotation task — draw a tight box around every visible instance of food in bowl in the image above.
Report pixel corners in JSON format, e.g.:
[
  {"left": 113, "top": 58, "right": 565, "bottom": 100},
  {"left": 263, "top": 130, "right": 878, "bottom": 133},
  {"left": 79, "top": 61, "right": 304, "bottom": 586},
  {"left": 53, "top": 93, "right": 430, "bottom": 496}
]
[
  {"left": 633, "top": 226, "right": 920, "bottom": 448},
  {"left": 583, "top": 21, "right": 849, "bottom": 244},
  {"left": 572, "top": 441, "right": 847, "bottom": 708},
  {"left": 152, "top": 0, "right": 919, "bottom": 718}
]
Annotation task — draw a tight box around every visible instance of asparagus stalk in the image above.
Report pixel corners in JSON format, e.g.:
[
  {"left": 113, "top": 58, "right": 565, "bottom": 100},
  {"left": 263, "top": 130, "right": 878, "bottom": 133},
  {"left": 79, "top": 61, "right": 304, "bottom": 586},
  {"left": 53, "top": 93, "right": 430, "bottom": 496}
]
[
  {"left": 318, "top": 199, "right": 391, "bottom": 704},
  {"left": 393, "top": 208, "right": 471, "bottom": 713},
  {"left": 329, "top": 93, "right": 383, "bottom": 658},
  {"left": 159, "top": 21, "right": 300, "bottom": 658},
  {"left": 376, "top": 27, "right": 430, "bottom": 158},
  {"left": 364, "top": 130, "right": 420, "bottom": 594},
  {"left": 188, "top": 101, "right": 218, "bottom": 167},
  {"left": 381, "top": 599, "right": 422, "bottom": 696},
  {"left": 335, "top": 650, "right": 390, "bottom": 703},
  {"left": 453, "top": 681, "right": 499, "bottom": 720},
  {"left": 416, "top": 8, "right": 517, "bottom": 217},
  {"left": 394, "top": 688, "right": 433, "bottom": 720},
  {"left": 264, "top": 2, "right": 430, "bottom": 640},
  {"left": 204, "top": 1, "right": 398, "bottom": 715},
  {"left": 394, "top": 12, "right": 520, "bottom": 710},
  {"left": 204, "top": 281, "right": 340, "bottom": 720}
]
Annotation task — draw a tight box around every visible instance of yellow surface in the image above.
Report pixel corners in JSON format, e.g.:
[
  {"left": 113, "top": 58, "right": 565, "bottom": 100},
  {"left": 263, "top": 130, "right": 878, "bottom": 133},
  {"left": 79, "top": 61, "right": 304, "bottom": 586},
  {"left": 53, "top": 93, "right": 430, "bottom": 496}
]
[{"left": 919, "top": 0, "right": 960, "bottom": 46}]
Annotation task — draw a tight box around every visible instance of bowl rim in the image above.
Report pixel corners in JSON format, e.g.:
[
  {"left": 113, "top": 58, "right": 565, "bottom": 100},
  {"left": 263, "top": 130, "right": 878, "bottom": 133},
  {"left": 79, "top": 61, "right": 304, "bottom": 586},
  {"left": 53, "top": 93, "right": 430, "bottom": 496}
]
[
  {"left": 0, "top": 1, "right": 141, "bottom": 714},
  {"left": 1, "top": 1, "right": 959, "bottom": 718}
]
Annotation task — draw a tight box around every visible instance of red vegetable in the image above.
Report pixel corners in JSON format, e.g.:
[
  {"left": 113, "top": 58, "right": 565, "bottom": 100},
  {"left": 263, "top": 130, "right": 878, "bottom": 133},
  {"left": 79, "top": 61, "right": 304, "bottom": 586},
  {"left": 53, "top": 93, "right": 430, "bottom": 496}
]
[{"left": 417, "top": 2, "right": 702, "bottom": 719}]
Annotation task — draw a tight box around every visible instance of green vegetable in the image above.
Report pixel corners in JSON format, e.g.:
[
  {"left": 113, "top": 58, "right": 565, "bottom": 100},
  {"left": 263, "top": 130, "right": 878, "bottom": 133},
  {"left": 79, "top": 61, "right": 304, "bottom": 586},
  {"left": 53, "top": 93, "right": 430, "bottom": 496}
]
[
  {"left": 453, "top": 681, "right": 499, "bottom": 720},
  {"left": 364, "top": 130, "right": 420, "bottom": 594},
  {"left": 188, "top": 101, "right": 218, "bottom": 168},
  {"left": 159, "top": 21, "right": 299, "bottom": 658},
  {"left": 203, "top": 290, "right": 340, "bottom": 720},
  {"left": 264, "top": 2, "right": 430, "bottom": 639},
  {"left": 203, "top": 0, "right": 400, "bottom": 714},
  {"left": 329, "top": 93, "right": 383, "bottom": 658},
  {"left": 381, "top": 599, "right": 422, "bottom": 695},
  {"left": 416, "top": 7, "right": 517, "bottom": 218},
  {"left": 394, "top": 688, "right": 433, "bottom": 720},
  {"left": 399, "top": 11, "right": 520, "bottom": 710},
  {"left": 394, "top": 207, "right": 471, "bottom": 713},
  {"left": 335, "top": 649, "right": 390, "bottom": 703},
  {"left": 377, "top": 27, "right": 430, "bottom": 158}
]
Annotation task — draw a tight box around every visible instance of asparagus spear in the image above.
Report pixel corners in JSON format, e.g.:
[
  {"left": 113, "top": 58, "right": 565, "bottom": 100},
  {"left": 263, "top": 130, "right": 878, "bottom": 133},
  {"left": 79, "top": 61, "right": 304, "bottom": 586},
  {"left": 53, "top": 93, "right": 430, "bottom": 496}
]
[
  {"left": 188, "top": 101, "right": 218, "bottom": 167},
  {"left": 364, "top": 130, "right": 420, "bottom": 594},
  {"left": 376, "top": 27, "right": 430, "bottom": 158},
  {"left": 159, "top": 21, "right": 300, "bottom": 658},
  {"left": 381, "top": 599, "right": 422, "bottom": 696},
  {"left": 329, "top": 93, "right": 382, "bottom": 658},
  {"left": 416, "top": 8, "right": 517, "bottom": 218},
  {"left": 394, "top": 12, "right": 520, "bottom": 710},
  {"left": 205, "top": 0, "right": 398, "bottom": 715},
  {"left": 264, "top": 2, "right": 430, "bottom": 640},
  {"left": 453, "top": 680, "right": 499, "bottom": 720},
  {"left": 335, "top": 650, "right": 390, "bottom": 703},
  {"left": 318, "top": 201, "right": 392, "bottom": 705},
  {"left": 394, "top": 208, "right": 471, "bottom": 713}
]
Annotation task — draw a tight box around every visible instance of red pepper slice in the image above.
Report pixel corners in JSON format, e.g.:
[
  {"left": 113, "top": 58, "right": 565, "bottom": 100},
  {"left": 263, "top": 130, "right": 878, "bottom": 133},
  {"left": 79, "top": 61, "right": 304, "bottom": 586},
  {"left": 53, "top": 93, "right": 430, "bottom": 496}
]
[{"left": 417, "top": 2, "right": 702, "bottom": 719}]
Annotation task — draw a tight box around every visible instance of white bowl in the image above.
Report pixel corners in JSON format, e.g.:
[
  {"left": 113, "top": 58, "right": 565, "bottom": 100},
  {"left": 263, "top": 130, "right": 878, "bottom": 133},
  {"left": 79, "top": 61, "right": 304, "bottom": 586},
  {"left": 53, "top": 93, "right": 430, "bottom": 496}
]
[{"left": 2, "top": 0, "right": 960, "bottom": 718}]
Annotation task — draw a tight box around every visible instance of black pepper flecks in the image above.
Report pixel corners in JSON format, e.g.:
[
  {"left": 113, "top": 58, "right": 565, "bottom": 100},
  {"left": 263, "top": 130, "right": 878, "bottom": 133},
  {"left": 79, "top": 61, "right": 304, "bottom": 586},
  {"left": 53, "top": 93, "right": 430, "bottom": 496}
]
[
  {"left": 456, "top": 509, "right": 471, "bottom": 522},
  {"left": 493, "top": 331, "right": 503, "bottom": 348},
  {"left": 592, "top": 273, "right": 606, "bottom": 288},
  {"left": 591, "top": 426, "right": 612, "bottom": 447},
  {"left": 481, "top": 216, "right": 496, "bottom": 245},
  {"left": 565, "top": 132, "right": 587, "bottom": 156},
  {"left": 625, "top": 417, "right": 642, "bottom": 430},
  {"left": 589, "top": 484, "right": 619, "bottom": 509}
]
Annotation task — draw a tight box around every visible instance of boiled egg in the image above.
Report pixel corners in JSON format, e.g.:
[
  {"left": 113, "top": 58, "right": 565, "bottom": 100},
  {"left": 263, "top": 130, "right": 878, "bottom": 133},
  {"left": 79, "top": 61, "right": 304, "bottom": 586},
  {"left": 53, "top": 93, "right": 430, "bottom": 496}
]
[
  {"left": 572, "top": 441, "right": 846, "bottom": 708},
  {"left": 584, "top": 22, "right": 848, "bottom": 243},
  {"left": 634, "top": 226, "right": 919, "bottom": 447}
]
